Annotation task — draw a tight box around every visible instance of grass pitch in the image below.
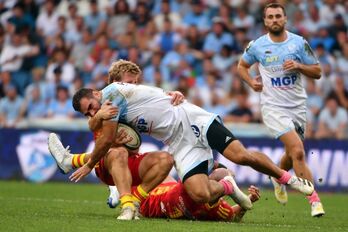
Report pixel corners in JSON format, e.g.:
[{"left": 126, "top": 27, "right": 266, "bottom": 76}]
[{"left": 0, "top": 181, "right": 347, "bottom": 232}]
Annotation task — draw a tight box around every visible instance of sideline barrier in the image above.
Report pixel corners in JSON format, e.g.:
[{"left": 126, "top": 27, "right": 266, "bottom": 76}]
[{"left": 0, "top": 129, "right": 347, "bottom": 191}]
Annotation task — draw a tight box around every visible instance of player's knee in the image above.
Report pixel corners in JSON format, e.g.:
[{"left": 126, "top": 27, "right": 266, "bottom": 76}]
[
  {"left": 157, "top": 152, "right": 174, "bottom": 171},
  {"left": 290, "top": 147, "right": 305, "bottom": 162},
  {"left": 226, "top": 143, "right": 252, "bottom": 165},
  {"left": 109, "top": 147, "right": 128, "bottom": 165},
  {"left": 187, "top": 188, "right": 211, "bottom": 203}
]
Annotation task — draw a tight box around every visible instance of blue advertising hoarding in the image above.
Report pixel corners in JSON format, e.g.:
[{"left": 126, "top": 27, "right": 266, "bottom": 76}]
[{"left": 0, "top": 129, "right": 347, "bottom": 191}]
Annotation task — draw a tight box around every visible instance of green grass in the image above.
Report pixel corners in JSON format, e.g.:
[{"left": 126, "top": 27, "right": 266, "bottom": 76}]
[{"left": 0, "top": 181, "right": 347, "bottom": 232}]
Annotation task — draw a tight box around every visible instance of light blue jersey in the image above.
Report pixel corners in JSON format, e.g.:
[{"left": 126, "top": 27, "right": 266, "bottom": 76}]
[
  {"left": 101, "top": 82, "right": 219, "bottom": 179},
  {"left": 242, "top": 31, "right": 319, "bottom": 108}
]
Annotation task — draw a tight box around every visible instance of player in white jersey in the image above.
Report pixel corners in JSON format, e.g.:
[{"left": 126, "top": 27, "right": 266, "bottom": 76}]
[
  {"left": 237, "top": 3, "right": 324, "bottom": 217},
  {"left": 69, "top": 60, "right": 315, "bottom": 213}
]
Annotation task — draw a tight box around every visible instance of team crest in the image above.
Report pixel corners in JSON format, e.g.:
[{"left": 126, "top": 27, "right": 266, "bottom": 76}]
[
  {"left": 16, "top": 131, "right": 57, "bottom": 182},
  {"left": 191, "top": 125, "right": 200, "bottom": 137}
]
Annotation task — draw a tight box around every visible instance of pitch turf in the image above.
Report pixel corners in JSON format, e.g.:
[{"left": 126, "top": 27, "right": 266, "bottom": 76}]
[{"left": 0, "top": 181, "right": 347, "bottom": 232}]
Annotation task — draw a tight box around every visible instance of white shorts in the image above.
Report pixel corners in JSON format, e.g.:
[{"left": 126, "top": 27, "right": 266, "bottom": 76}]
[
  {"left": 261, "top": 104, "right": 306, "bottom": 139},
  {"left": 166, "top": 103, "right": 217, "bottom": 180}
]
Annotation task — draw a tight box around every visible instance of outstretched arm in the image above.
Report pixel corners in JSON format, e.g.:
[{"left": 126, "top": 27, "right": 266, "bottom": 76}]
[{"left": 231, "top": 185, "right": 260, "bottom": 222}]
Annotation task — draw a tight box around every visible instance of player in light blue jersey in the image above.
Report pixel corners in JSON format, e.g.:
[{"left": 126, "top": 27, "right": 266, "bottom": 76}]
[
  {"left": 238, "top": 3, "right": 324, "bottom": 217},
  {"left": 70, "top": 60, "right": 316, "bottom": 216}
]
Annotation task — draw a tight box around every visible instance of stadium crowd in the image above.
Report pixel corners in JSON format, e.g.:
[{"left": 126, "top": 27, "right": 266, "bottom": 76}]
[{"left": 0, "top": 0, "right": 347, "bottom": 139}]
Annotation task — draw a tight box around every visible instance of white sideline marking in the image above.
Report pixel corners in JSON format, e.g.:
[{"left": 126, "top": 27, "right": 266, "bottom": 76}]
[{"left": 0, "top": 196, "right": 104, "bottom": 205}]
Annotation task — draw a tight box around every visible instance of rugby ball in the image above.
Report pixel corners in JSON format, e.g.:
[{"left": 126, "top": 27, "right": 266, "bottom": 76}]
[{"left": 118, "top": 122, "right": 141, "bottom": 150}]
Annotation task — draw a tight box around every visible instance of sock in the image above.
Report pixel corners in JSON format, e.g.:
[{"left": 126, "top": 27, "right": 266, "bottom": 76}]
[
  {"left": 219, "top": 179, "right": 234, "bottom": 195},
  {"left": 307, "top": 191, "right": 320, "bottom": 204},
  {"left": 71, "top": 153, "right": 87, "bottom": 169},
  {"left": 276, "top": 171, "right": 291, "bottom": 185},
  {"left": 132, "top": 185, "right": 149, "bottom": 203},
  {"left": 120, "top": 193, "right": 135, "bottom": 209}
]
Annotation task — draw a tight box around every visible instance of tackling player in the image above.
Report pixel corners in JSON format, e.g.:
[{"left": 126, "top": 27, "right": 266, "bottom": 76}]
[
  {"left": 237, "top": 3, "right": 324, "bottom": 217},
  {"left": 70, "top": 60, "right": 315, "bottom": 214}
]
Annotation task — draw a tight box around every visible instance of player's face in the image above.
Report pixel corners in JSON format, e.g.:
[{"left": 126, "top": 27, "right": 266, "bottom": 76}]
[
  {"left": 121, "top": 72, "right": 139, "bottom": 84},
  {"left": 79, "top": 97, "right": 101, "bottom": 117},
  {"left": 264, "top": 7, "right": 287, "bottom": 35}
]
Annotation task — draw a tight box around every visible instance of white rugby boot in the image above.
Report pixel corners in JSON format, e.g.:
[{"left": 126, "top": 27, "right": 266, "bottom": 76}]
[
  {"left": 270, "top": 177, "right": 288, "bottom": 204},
  {"left": 48, "top": 133, "right": 73, "bottom": 174},
  {"left": 287, "top": 176, "right": 314, "bottom": 195},
  {"left": 223, "top": 175, "right": 253, "bottom": 210}
]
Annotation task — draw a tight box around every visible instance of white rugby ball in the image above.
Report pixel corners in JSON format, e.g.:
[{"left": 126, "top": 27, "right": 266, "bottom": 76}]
[{"left": 118, "top": 122, "right": 141, "bottom": 150}]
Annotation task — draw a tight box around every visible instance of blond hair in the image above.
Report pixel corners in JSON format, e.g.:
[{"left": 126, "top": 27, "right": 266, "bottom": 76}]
[{"left": 108, "top": 59, "right": 142, "bottom": 84}]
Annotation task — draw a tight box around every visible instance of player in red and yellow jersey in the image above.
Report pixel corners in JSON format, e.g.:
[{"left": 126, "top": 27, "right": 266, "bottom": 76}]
[{"left": 138, "top": 168, "right": 260, "bottom": 221}]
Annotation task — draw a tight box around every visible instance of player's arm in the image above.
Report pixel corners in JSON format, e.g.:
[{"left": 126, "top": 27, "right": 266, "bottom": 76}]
[
  {"left": 70, "top": 120, "right": 119, "bottom": 182},
  {"left": 238, "top": 59, "right": 263, "bottom": 92},
  {"left": 166, "top": 90, "right": 185, "bottom": 106},
  {"left": 88, "top": 100, "right": 118, "bottom": 132},
  {"left": 284, "top": 39, "right": 321, "bottom": 79},
  {"left": 283, "top": 61, "right": 321, "bottom": 79}
]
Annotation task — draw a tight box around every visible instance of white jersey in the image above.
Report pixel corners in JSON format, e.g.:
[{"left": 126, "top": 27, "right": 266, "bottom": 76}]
[
  {"left": 101, "top": 82, "right": 217, "bottom": 144},
  {"left": 241, "top": 31, "right": 319, "bottom": 108}
]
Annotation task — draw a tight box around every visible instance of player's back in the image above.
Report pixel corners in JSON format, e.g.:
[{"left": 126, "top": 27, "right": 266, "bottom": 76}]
[{"left": 101, "top": 83, "right": 182, "bottom": 142}]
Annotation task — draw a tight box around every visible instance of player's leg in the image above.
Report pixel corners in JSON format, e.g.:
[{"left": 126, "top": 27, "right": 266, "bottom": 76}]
[
  {"left": 206, "top": 120, "right": 314, "bottom": 195},
  {"left": 280, "top": 130, "right": 324, "bottom": 217},
  {"left": 103, "top": 147, "right": 135, "bottom": 220},
  {"left": 132, "top": 151, "right": 174, "bottom": 204},
  {"left": 48, "top": 133, "right": 92, "bottom": 173},
  {"left": 182, "top": 161, "right": 252, "bottom": 209}
]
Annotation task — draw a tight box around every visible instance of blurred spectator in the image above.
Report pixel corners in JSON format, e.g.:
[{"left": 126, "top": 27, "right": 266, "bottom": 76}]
[
  {"left": 0, "top": 84, "right": 25, "bottom": 127},
  {"left": 319, "top": 0, "right": 345, "bottom": 27},
  {"left": 20, "top": 0, "right": 39, "bottom": 20},
  {"left": 212, "top": 44, "right": 235, "bottom": 73},
  {"left": 154, "top": 17, "right": 181, "bottom": 53},
  {"left": 233, "top": 7, "right": 255, "bottom": 30},
  {"left": 25, "top": 67, "right": 52, "bottom": 104},
  {"left": 24, "top": 84, "right": 47, "bottom": 119},
  {"left": 107, "top": 0, "right": 130, "bottom": 40},
  {"left": 203, "top": 17, "right": 234, "bottom": 58},
  {"left": 316, "top": 94, "right": 348, "bottom": 139},
  {"left": 224, "top": 89, "right": 253, "bottom": 123},
  {"left": 91, "top": 48, "right": 116, "bottom": 89},
  {"left": 84, "top": 0, "right": 107, "bottom": 37},
  {"left": 154, "top": 0, "right": 182, "bottom": 31},
  {"left": 302, "top": 3, "right": 322, "bottom": 36},
  {"left": 143, "top": 52, "right": 164, "bottom": 85},
  {"left": 46, "top": 85, "right": 75, "bottom": 118},
  {"left": 7, "top": 2, "right": 35, "bottom": 31},
  {"left": 182, "top": 0, "right": 210, "bottom": 33},
  {"left": 0, "top": 71, "right": 12, "bottom": 98},
  {"left": 0, "top": 31, "right": 39, "bottom": 72},
  {"left": 306, "top": 79, "right": 324, "bottom": 118},
  {"left": 310, "top": 27, "right": 335, "bottom": 52},
  {"left": 131, "top": 2, "right": 152, "bottom": 30},
  {"left": 336, "top": 43, "right": 348, "bottom": 79},
  {"left": 36, "top": 0, "right": 59, "bottom": 37},
  {"left": 333, "top": 76, "right": 348, "bottom": 110},
  {"left": 45, "top": 49, "right": 75, "bottom": 85}
]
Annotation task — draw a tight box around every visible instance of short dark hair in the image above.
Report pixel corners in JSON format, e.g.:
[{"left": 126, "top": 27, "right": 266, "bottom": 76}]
[
  {"left": 72, "top": 88, "right": 93, "bottom": 112},
  {"left": 263, "top": 2, "right": 286, "bottom": 18}
]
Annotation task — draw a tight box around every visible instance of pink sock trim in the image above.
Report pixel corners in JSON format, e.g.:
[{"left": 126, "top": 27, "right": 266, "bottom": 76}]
[
  {"left": 219, "top": 179, "right": 234, "bottom": 195},
  {"left": 307, "top": 191, "right": 320, "bottom": 204},
  {"left": 276, "top": 171, "right": 291, "bottom": 185}
]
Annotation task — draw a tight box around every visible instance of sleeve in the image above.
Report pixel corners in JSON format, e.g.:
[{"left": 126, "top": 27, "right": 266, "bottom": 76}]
[
  {"left": 300, "top": 38, "right": 319, "bottom": 65},
  {"left": 241, "top": 40, "right": 257, "bottom": 65},
  {"left": 101, "top": 83, "right": 130, "bottom": 122}
]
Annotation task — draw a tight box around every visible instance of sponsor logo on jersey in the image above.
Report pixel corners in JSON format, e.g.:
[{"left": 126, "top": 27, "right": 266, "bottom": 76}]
[
  {"left": 271, "top": 74, "right": 298, "bottom": 89},
  {"left": 265, "top": 55, "right": 279, "bottom": 63},
  {"left": 191, "top": 125, "right": 200, "bottom": 137}
]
